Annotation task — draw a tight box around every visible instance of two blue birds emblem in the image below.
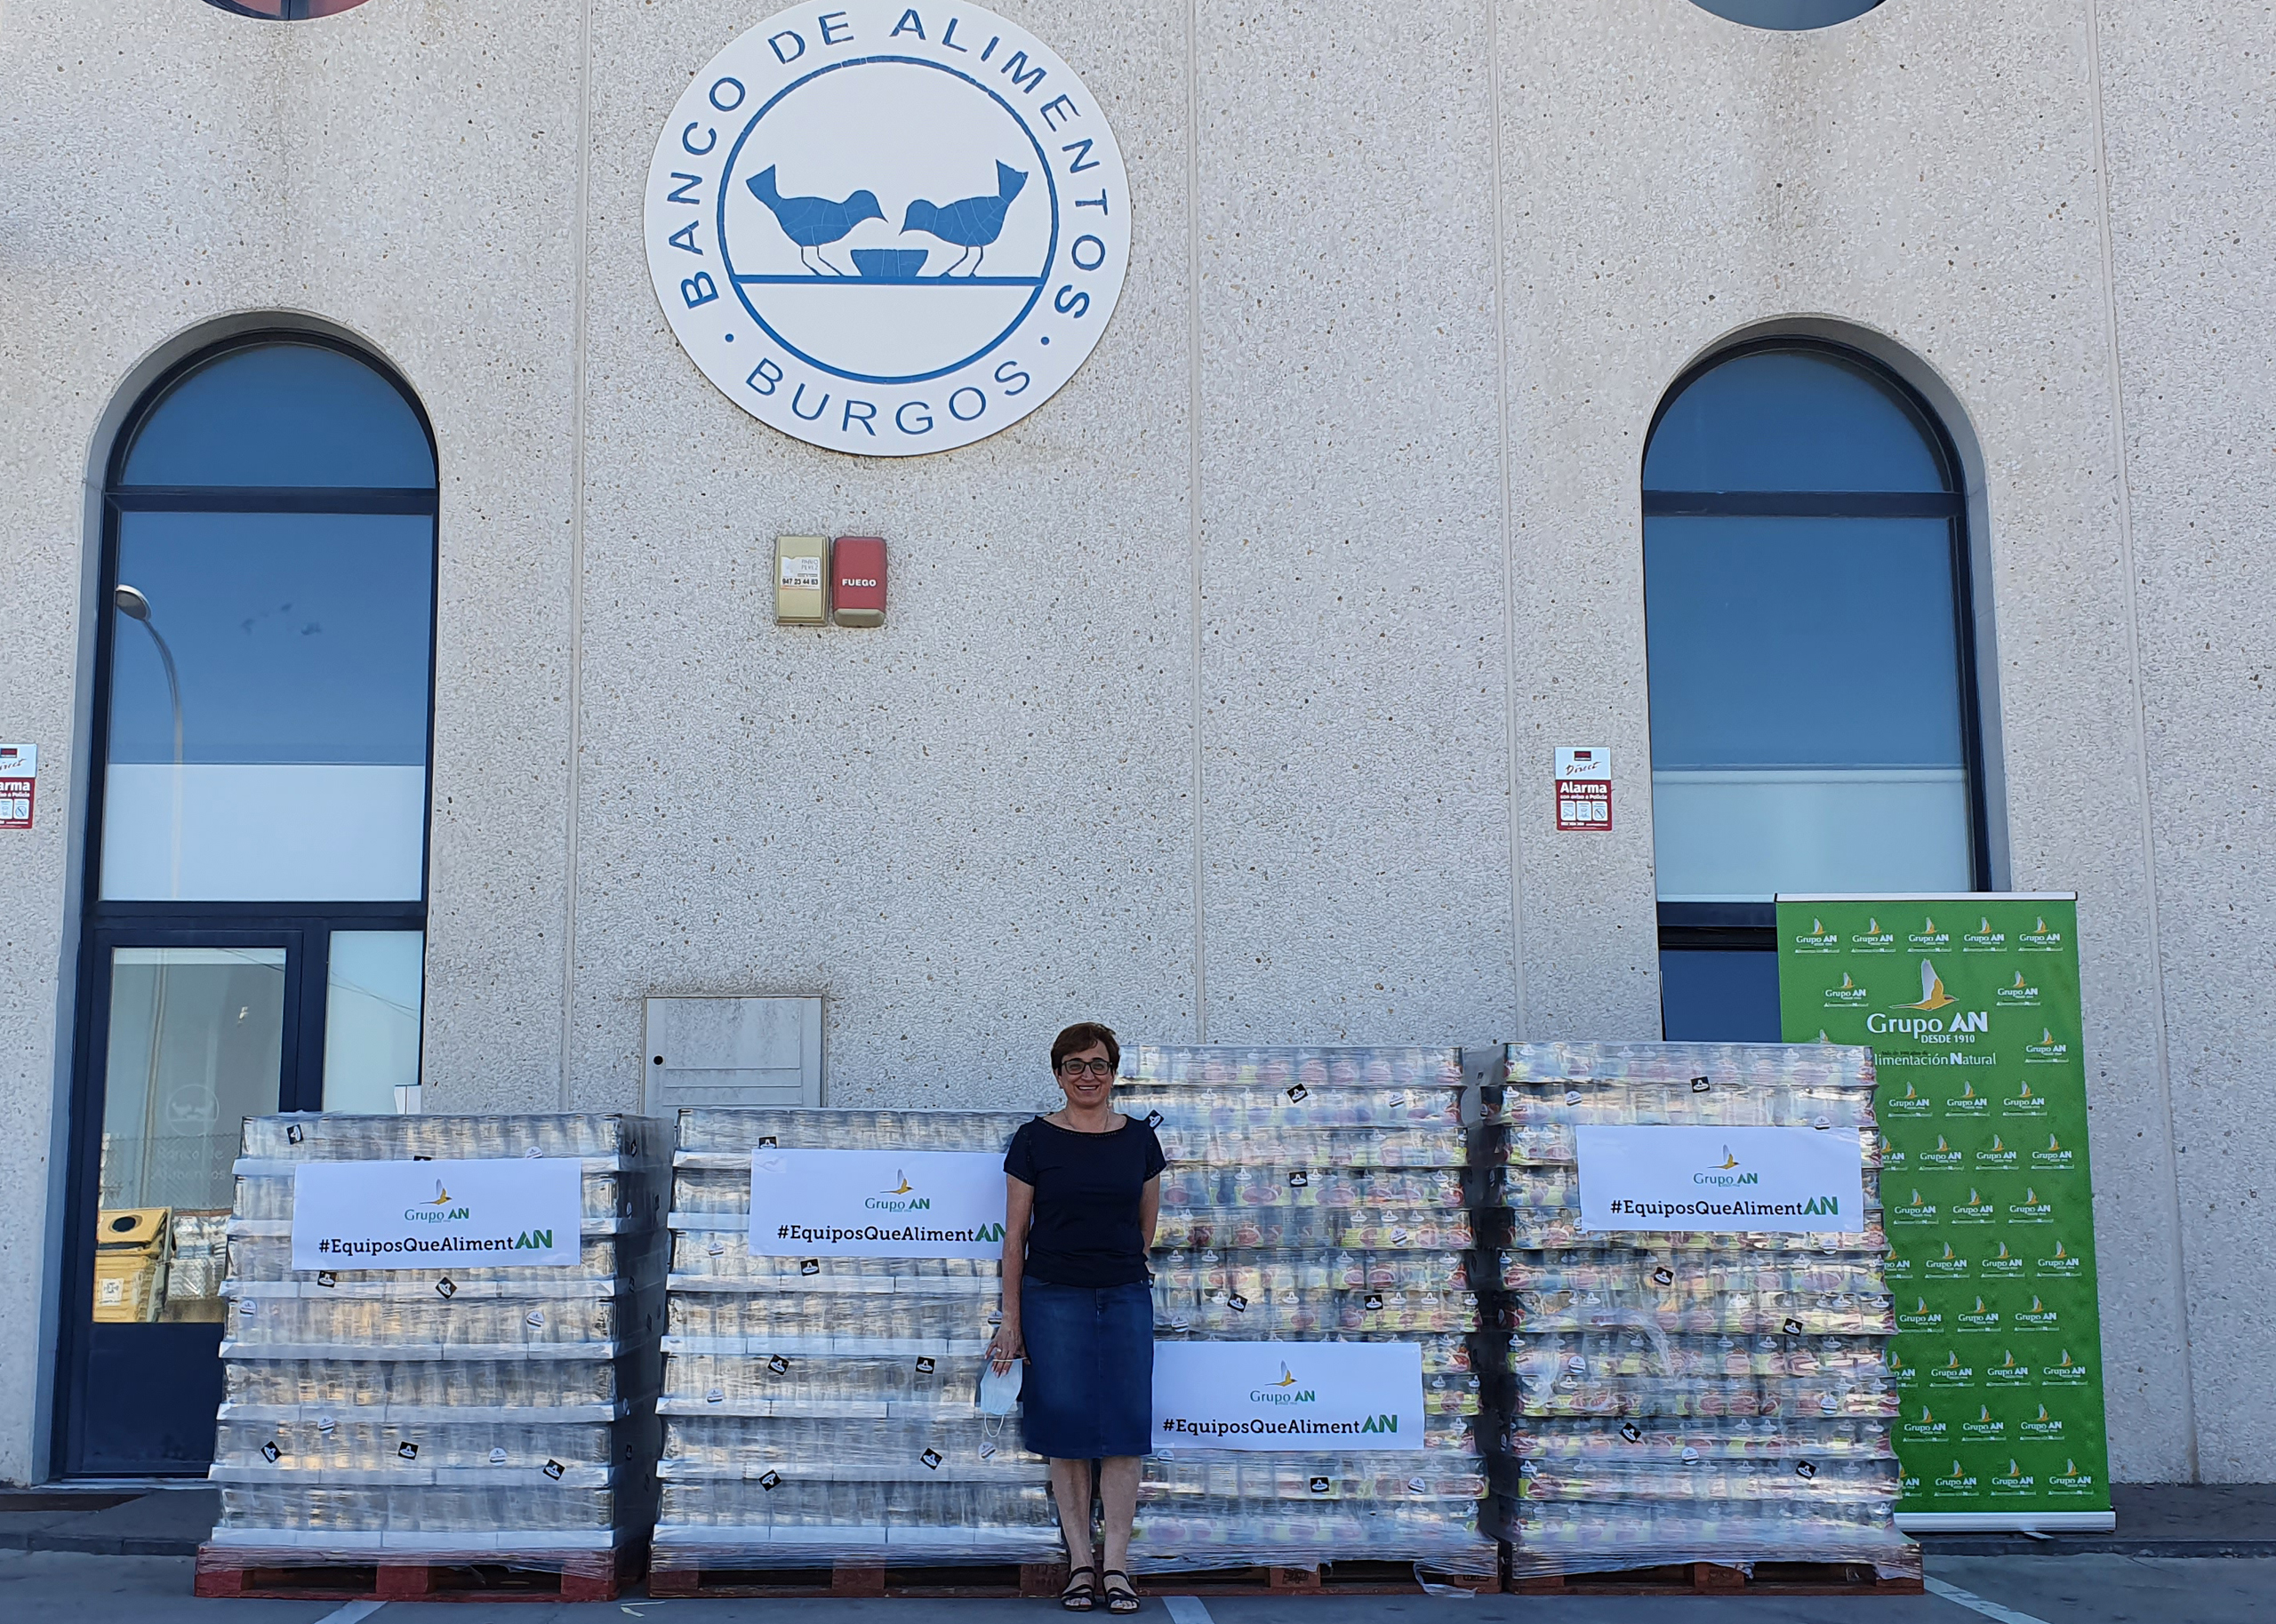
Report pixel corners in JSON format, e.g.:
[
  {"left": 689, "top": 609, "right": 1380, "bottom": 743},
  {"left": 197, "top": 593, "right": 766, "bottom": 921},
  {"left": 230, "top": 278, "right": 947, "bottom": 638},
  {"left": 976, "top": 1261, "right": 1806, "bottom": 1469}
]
[
  {"left": 901, "top": 162, "right": 1029, "bottom": 276},
  {"left": 745, "top": 164, "right": 885, "bottom": 276}
]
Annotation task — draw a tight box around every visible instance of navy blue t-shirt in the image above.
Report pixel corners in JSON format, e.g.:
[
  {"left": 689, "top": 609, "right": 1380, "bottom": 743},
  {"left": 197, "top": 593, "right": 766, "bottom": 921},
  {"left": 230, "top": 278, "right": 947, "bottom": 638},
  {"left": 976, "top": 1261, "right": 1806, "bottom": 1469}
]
[{"left": 1004, "top": 1115, "right": 1167, "bottom": 1287}]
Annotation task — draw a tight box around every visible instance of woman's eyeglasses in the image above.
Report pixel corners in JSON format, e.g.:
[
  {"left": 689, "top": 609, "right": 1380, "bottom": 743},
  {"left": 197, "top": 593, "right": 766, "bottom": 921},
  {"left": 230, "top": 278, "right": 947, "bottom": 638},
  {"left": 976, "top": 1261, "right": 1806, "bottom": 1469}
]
[{"left": 1058, "top": 1058, "right": 1115, "bottom": 1078}]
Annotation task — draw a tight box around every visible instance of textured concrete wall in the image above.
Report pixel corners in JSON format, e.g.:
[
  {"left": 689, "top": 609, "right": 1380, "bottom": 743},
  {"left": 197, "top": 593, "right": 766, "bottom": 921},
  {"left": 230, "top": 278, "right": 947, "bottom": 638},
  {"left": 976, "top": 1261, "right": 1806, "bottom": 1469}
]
[
  {"left": 0, "top": 0, "right": 2265, "bottom": 1484},
  {"left": 2097, "top": 0, "right": 2276, "bottom": 1484}
]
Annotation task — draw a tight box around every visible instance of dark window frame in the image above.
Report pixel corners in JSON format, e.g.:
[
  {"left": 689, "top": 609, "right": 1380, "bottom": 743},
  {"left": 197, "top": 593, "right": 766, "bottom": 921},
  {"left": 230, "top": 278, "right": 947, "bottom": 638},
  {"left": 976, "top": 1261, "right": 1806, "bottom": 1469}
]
[
  {"left": 1643, "top": 336, "right": 1990, "bottom": 964},
  {"left": 55, "top": 331, "right": 439, "bottom": 1476}
]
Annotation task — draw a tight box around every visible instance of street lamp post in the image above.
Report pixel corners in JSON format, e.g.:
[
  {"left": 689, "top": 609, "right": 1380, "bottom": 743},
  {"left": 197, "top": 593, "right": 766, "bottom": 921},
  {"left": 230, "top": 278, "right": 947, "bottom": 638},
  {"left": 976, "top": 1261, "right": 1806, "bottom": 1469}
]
[{"left": 113, "top": 583, "right": 183, "bottom": 899}]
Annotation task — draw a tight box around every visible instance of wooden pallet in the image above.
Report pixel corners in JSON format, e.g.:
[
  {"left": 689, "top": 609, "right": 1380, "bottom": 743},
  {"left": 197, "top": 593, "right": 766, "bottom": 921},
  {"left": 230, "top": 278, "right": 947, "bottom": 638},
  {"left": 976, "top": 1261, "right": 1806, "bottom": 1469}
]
[
  {"left": 191, "top": 1542, "right": 640, "bottom": 1603},
  {"left": 646, "top": 1556, "right": 1067, "bottom": 1599},
  {"left": 1137, "top": 1558, "right": 1503, "bottom": 1596},
  {"left": 1511, "top": 1557, "right": 1924, "bottom": 1596}
]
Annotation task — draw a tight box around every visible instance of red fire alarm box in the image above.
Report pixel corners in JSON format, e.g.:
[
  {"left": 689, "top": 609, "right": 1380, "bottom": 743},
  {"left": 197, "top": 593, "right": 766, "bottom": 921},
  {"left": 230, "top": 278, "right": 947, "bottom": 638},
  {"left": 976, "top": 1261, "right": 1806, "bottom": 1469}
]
[{"left": 832, "top": 536, "right": 886, "bottom": 628}]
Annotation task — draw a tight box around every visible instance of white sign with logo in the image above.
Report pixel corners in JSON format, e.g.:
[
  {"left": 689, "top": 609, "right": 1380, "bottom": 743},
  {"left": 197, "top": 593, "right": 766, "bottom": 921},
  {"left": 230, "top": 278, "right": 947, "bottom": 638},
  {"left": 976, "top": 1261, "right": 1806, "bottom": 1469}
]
[
  {"left": 1151, "top": 1340, "right": 1423, "bottom": 1453},
  {"left": 646, "top": 0, "right": 1130, "bottom": 456},
  {"left": 749, "top": 1148, "right": 1007, "bottom": 1257},
  {"left": 291, "top": 1159, "right": 583, "bottom": 1270},
  {"left": 1575, "top": 1124, "right": 1866, "bottom": 1234}
]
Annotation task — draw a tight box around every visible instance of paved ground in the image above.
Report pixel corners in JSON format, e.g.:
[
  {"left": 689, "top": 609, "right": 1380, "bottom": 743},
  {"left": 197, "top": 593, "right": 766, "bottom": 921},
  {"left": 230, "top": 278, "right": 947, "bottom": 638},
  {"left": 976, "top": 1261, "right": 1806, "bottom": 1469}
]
[{"left": 4, "top": 1552, "right": 2275, "bottom": 1623}]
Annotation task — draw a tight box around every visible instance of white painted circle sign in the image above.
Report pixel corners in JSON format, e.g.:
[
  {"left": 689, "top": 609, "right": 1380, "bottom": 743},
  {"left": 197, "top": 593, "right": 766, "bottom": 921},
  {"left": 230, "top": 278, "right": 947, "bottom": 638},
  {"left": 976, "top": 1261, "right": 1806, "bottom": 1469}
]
[{"left": 646, "top": 1, "right": 1130, "bottom": 456}]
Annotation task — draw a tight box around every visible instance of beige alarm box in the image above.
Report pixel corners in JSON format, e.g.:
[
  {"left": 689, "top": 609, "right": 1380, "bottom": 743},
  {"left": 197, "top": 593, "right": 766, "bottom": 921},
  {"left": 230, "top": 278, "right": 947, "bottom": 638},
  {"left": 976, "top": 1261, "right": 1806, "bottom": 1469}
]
[{"left": 774, "top": 536, "right": 828, "bottom": 624}]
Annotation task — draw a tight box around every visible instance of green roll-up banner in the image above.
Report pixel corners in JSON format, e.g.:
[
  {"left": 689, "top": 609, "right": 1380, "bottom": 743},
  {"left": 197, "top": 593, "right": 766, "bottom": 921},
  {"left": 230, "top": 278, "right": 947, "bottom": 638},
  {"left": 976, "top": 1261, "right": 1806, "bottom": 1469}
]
[{"left": 1776, "top": 894, "right": 2114, "bottom": 1532}]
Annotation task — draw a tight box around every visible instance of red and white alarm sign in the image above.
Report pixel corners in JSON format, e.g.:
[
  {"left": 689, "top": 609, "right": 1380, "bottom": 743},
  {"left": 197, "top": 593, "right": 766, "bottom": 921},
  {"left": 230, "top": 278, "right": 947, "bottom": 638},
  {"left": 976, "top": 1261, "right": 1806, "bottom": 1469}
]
[{"left": 1554, "top": 747, "right": 1610, "bottom": 832}]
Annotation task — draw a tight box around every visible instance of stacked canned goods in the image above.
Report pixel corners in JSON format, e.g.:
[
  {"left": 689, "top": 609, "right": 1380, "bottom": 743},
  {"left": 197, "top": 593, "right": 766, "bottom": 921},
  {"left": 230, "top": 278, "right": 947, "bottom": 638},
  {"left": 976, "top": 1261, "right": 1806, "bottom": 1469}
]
[
  {"left": 205, "top": 1114, "right": 668, "bottom": 1568},
  {"left": 1481, "top": 1042, "right": 1914, "bottom": 1578},
  {"left": 651, "top": 1108, "right": 1059, "bottom": 1571},
  {"left": 1124, "top": 1045, "right": 1498, "bottom": 1579}
]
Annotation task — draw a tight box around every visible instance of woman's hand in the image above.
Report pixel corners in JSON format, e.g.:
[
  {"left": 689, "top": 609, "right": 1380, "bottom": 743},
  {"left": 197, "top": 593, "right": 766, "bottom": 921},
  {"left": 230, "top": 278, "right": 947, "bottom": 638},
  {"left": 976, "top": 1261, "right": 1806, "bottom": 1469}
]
[{"left": 987, "top": 1321, "right": 1023, "bottom": 1375}]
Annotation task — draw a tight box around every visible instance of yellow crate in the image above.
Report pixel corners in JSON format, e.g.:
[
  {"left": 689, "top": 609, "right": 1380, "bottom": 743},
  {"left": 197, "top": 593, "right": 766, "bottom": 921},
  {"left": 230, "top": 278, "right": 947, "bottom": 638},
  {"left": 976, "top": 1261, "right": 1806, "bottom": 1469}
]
[{"left": 93, "top": 1251, "right": 167, "bottom": 1322}]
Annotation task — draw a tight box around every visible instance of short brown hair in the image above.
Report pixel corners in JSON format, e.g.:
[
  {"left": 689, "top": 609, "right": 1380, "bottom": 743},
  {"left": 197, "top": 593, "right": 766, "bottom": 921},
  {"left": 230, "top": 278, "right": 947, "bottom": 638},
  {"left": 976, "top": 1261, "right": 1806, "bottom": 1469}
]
[{"left": 1052, "top": 1021, "right": 1121, "bottom": 1073}]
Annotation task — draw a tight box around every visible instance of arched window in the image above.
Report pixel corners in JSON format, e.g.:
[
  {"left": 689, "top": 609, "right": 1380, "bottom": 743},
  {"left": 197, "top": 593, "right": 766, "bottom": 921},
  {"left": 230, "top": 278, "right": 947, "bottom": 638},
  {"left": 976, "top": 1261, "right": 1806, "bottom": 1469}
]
[
  {"left": 1688, "top": 0, "right": 1881, "bottom": 28},
  {"left": 1643, "top": 341, "right": 1983, "bottom": 1039},
  {"left": 203, "top": 1, "right": 377, "bottom": 19},
  {"left": 62, "top": 335, "right": 436, "bottom": 1476}
]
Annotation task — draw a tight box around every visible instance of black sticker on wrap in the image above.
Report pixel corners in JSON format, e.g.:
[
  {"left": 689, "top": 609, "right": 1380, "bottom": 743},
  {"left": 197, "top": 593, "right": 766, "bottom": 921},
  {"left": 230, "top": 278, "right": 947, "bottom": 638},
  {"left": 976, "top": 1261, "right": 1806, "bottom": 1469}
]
[
  {"left": 1227, "top": 1293, "right": 1248, "bottom": 1313},
  {"left": 1795, "top": 1460, "right": 1818, "bottom": 1480},
  {"left": 1689, "top": 1076, "right": 1711, "bottom": 1093},
  {"left": 916, "top": 1356, "right": 937, "bottom": 1374},
  {"left": 317, "top": 1271, "right": 338, "bottom": 1290},
  {"left": 286, "top": 1123, "right": 305, "bottom": 1145},
  {"left": 1287, "top": 1171, "right": 1309, "bottom": 1188},
  {"left": 1145, "top": 1110, "right": 1164, "bottom": 1129},
  {"left": 921, "top": 1448, "right": 944, "bottom": 1470},
  {"left": 1618, "top": 1421, "right": 1642, "bottom": 1443},
  {"left": 1307, "top": 1476, "right": 1332, "bottom": 1496},
  {"left": 800, "top": 1258, "right": 821, "bottom": 1276},
  {"left": 1783, "top": 1317, "right": 1806, "bottom": 1337},
  {"left": 756, "top": 1136, "right": 779, "bottom": 1148},
  {"left": 1651, "top": 1266, "right": 1674, "bottom": 1287},
  {"left": 542, "top": 1460, "right": 565, "bottom": 1480},
  {"left": 260, "top": 1441, "right": 280, "bottom": 1463},
  {"left": 1363, "top": 1292, "right": 1384, "bottom": 1312},
  {"left": 759, "top": 1469, "right": 782, "bottom": 1490},
  {"left": 767, "top": 1354, "right": 790, "bottom": 1374},
  {"left": 1286, "top": 1084, "right": 1310, "bottom": 1104},
  {"left": 398, "top": 1441, "right": 419, "bottom": 1460},
  {"left": 435, "top": 1277, "right": 457, "bottom": 1300}
]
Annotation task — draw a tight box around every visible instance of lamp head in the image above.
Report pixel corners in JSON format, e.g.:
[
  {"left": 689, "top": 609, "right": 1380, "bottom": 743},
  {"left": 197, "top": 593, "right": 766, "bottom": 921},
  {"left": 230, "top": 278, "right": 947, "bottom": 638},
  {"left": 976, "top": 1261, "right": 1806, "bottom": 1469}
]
[{"left": 114, "top": 584, "right": 152, "bottom": 621}]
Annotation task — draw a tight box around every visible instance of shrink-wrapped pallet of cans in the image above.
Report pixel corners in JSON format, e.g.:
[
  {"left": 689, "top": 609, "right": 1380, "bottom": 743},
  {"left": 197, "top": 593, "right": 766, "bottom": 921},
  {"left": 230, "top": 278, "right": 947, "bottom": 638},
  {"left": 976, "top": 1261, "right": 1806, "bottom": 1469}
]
[
  {"left": 1124, "top": 1045, "right": 1499, "bottom": 1582},
  {"left": 651, "top": 1108, "right": 1060, "bottom": 1576},
  {"left": 202, "top": 1113, "right": 669, "bottom": 1581},
  {"left": 1480, "top": 1042, "right": 1917, "bottom": 1580}
]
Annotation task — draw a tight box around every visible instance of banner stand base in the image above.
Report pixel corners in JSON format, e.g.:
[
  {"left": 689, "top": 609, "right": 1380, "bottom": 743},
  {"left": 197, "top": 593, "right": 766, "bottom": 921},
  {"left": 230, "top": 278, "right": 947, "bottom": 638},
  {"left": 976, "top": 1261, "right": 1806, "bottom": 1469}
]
[{"left": 1897, "top": 1511, "right": 2117, "bottom": 1533}]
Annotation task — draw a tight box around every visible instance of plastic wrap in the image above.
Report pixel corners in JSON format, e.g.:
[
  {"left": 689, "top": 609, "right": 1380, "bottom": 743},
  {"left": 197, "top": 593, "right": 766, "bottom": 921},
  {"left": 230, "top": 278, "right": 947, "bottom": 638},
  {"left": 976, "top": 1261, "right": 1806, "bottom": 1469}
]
[
  {"left": 651, "top": 1108, "right": 1062, "bottom": 1571},
  {"left": 1483, "top": 1044, "right": 1916, "bottom": 1580},
  {"left": 1125, "top": 1045, "right": 1499, "bottom": 1579},
  {"left": 204, "top": 1113, "right": 668, "bottom": 1568}
]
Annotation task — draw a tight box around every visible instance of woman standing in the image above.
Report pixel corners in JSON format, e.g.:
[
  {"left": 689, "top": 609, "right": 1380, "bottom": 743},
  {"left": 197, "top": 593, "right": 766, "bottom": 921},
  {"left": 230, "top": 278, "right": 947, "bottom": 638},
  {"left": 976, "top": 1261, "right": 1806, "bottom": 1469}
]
[{"left": 989, "top": 1022, "right": 1165, "bottom": 1614}]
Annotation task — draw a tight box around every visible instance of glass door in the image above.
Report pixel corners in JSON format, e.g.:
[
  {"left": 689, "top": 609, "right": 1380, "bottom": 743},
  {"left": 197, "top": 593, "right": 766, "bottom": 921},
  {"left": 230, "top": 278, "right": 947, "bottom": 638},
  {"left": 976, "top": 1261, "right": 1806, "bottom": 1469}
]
[{"left": 60, "top": 932, "right": 306, "bottom": 1475}]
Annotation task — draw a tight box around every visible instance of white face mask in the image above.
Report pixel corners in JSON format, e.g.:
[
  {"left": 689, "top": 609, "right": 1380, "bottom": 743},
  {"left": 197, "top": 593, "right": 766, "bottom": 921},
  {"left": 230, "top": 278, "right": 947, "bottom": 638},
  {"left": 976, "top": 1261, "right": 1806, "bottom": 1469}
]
[{"left": 978, "top": 1359, "right": 1024, "bottom": 1417}]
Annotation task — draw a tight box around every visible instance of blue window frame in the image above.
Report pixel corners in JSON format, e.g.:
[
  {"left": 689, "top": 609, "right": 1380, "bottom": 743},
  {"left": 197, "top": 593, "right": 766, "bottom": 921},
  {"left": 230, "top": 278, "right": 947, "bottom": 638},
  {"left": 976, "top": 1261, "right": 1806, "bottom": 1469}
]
[
  {"left": 59, "top": 334, "right": 438, "bottom": 1476},
  {"left": 1643, "top": 340, "right": 1985, "bottom": 1040}
]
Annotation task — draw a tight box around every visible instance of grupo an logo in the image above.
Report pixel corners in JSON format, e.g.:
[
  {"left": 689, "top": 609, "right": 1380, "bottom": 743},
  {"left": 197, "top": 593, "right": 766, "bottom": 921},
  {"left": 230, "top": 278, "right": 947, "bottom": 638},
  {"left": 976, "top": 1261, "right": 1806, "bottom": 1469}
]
[
  {"left": 1250, "top": 1361, "right": 1316, "bottom": 1405},
  {"left": 645, "top": 1, "right": 1130, "bottom": 455},
  {"left": 1791, "top": 916, "right": 1840, "bottom": 951},
  {"left": 2019, "top": 916, "right": 2064, "bottom": 950},
  {"left": 405, "top": 1180, "right": 470, "bottom": 1224},
  {"left": 867, "top": 1169, "right": 929, "bottom": 1212},
  {"left": 1848, "top": 916, "right": 1895, "bottom": 950},
  {"left": 1822, "top": 972, "right": 1868, "bottom": 1007},
  {"left": 1693, "top": 1145, "right": 1756, "bottom": 1188},
  {"left": 1864, "top": 960, "right": 1989, "bottom": 1037},
  {"left": 1906, "top": 915, "right": 1951, "bottom": 950},
  {"left": 2024, "top": 1028, "right": 2072, "bottom": 1064}
]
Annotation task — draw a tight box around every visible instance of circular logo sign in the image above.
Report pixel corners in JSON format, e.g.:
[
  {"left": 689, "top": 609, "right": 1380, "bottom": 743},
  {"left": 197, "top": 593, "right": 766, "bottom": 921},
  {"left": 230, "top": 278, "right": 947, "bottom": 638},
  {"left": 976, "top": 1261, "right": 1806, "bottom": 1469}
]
[{"left": 646, "top": 1, "right": 1130, "bottom": 456}]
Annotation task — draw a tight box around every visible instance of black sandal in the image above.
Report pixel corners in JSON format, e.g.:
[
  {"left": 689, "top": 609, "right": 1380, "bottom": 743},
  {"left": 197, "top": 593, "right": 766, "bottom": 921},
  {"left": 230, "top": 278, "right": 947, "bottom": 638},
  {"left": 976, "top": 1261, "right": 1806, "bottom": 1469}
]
[
  {"left": 1102, "top": 1570, "right": 1140, "bottom": 1613},
  {"left": 1061, "top": 1564, "right": 1097, "bottom": 1611}
]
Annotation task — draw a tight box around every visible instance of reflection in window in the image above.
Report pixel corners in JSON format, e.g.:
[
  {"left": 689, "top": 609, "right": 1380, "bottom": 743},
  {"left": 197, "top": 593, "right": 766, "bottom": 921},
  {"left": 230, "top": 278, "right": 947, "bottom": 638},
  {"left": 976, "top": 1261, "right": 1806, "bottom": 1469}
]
[
  {"left": 324, "top": 932, "right": 426, "bottom": 1114},
  {"left": 97, "top": 948, "right": 285, "bottom": 1322},
  {"left": 1642, "top": 347, "right": 1976, "bottom": 904},
  {"left": 101, "top": 341, "right": 436, "bottom": 902}
]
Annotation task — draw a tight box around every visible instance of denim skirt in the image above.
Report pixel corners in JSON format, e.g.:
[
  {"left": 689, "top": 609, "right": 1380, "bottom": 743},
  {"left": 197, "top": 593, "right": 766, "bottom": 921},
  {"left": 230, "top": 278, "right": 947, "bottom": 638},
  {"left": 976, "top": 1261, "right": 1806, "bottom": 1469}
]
[{"left": 1019, "top": 1277, "right": 1155, "bottom": 1460}]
